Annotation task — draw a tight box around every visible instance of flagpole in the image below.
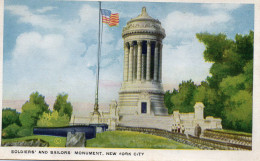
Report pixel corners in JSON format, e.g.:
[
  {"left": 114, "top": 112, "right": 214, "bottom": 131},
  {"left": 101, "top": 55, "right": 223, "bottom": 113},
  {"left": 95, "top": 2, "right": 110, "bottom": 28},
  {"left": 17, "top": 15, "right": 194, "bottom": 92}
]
[{"left": 94, "top": 1, "right": 101, "bottom": 115}]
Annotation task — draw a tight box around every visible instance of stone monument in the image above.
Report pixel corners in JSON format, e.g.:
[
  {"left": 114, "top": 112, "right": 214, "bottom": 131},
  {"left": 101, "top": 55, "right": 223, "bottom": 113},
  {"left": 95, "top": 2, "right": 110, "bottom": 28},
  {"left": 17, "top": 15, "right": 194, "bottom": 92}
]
[{"left": 118, "top": 7, "right": 168, "bottom": 116}]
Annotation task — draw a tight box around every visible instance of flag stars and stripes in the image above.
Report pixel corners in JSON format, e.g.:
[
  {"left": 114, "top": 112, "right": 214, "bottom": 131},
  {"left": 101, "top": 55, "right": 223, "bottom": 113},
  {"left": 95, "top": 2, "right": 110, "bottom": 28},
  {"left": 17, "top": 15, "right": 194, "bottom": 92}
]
[{"left": 101, "top": 9, "right": 119, "bottom": 27}]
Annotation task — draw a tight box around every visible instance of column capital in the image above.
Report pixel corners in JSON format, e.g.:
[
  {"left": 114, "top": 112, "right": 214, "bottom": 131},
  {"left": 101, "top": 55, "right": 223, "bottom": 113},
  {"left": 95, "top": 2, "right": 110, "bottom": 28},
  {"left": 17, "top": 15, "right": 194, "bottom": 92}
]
[
  {"left": 155, "top": 41, "right": 159, "bottom": 47},
  {"left": 129, "top": 41, "right": 134, "bottom": 47},
  {"left": 137, "top": 40, "right": 142, "bottom": 46},
  {"left": 160, "top": 42, "right": 163, "bottom": 47},
  {"left": 124, "top": 42, "right": 129, "bottom": 48}
]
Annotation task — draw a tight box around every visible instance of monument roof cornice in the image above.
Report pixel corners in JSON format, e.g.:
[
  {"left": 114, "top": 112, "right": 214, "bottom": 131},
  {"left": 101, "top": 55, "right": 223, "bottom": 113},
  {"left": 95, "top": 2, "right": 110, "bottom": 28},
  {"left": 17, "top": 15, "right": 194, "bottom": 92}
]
[
  {"left": 122, "top": 29, "right": 165, "bottom": 39},
  {"left": 127, "top": 18, "right": 161, "bottom": 24}
]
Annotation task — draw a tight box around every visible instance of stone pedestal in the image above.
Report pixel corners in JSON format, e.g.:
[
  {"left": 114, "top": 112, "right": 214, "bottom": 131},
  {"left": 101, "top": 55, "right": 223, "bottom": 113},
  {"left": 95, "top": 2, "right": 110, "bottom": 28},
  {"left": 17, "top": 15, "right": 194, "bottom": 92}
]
[
  {"left": 66, "top": 132, "right": 86, "bottom": 147},
  {"left": 90, "top": 112, "right": 100, "bottom": 124}
]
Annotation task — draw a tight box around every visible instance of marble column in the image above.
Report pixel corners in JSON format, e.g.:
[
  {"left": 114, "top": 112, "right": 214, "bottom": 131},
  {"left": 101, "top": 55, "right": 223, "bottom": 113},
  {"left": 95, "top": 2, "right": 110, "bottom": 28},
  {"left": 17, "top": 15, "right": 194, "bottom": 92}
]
[
  {"left": 128, "top": 42, "right": 134, "bottom": 81},
  {"left": 159, "top": 43, "right": 163, "bottom": 82},
  {"left": 146, "top": 40, "right": 151, "bottom": 81},
  {"left": 123, "top": 42, "right": 129, "bottom": 82},
  {"left": 153, "top": 42, "right": 159, "bottom": 81},
  {"left": 141, "top": 54, "right": 146, "bottom": 80},
  {"left": 133, "top": 44, "right": 137, "bottom": 80},
  {"left": 137, "top": 41, "right": 142, "bottom": 81}
]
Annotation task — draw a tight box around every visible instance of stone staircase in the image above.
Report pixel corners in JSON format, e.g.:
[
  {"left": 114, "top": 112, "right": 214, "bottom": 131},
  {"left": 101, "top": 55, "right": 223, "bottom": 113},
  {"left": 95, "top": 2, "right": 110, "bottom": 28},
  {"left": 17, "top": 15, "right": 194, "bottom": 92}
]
[{"left": 118, "top": 114, "right": 173, "bottom": 131}]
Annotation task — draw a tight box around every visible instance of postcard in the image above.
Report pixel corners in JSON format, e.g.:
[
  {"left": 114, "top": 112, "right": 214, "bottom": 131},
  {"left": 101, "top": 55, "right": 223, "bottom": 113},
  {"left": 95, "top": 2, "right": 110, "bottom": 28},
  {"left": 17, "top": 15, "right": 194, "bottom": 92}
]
[{"left": 0, "top": 0, "right": 259, "bottom": 160}]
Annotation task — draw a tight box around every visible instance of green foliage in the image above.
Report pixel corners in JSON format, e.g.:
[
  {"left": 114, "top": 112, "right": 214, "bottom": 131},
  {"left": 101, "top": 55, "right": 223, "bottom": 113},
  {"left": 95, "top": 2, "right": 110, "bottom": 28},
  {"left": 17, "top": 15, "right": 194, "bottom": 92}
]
[
  {"left": 20, "top": 102, "right": 45, "bottom": 128},
  {"left": 219, "top": 64, "right": 253, "bottom": 132},
  {"left": 243, "top": 60, "right": 253, "bottom": 93},
  {"left": 222, "top": 90, "right": 252, "bottom": 132},
  {"left": 18, "top": 92, "right": 49, "bottom": 137},
  {"left": 28, "top": 91, "right": 49, "bottom": 112},
  {"left": 37, "top": 111, "right": 70, "bottom": 127},
  {"left": 196, "top": 33, "right": 232, "bottom": 63},
  {"left": 2, "top": 123, "right": 21, "bottom": 139},
  {"left": 53, "top": 93, "right": 73, "bottom": 119},
  {"left": 19, "top": 92, "right": 49, "bottom": 128},
  {"left": 165, "top": 31, "right": 253, "bottom": 132},
  {"left": 164, "top": 90, "right": 176, "bottom": 114},
  {"left": 192, "top": 82, "right": 222, "bottom": 117},
  {"left": 197, "top": 31, "right": 254, "bottom": 90},
  {"left": 235, "top": 31, "right": 254, "bottom": 63},
  {"left": 214, "top": 129, "right": 252, "bottom": 136},
  {"left": 195, "top": 31, "right": 254, "bottom": 132},
  {"left": 17, "top": 128, "right": 33, "bottom": 137},
  {"left": 2, "top": 108, "right": 21, "bottom": 129},
  {"left": 165, "top": 80, "right": 197, "bottom": 113}
]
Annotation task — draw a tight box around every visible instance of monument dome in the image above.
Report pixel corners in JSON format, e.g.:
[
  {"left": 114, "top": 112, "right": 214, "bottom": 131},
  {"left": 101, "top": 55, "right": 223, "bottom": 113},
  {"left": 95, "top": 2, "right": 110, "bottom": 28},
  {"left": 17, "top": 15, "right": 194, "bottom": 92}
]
[
  {"left": 122, "top": 7, "right": 165, "bottom": 39},
  {"left": 118, "top": 7, "right": 168, "bottom": 116}
]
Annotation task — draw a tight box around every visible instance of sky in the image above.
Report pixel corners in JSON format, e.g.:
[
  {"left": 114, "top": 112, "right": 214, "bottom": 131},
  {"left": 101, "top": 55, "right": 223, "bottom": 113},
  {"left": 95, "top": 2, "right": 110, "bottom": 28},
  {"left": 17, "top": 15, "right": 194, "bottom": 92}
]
[{"left": 2, "top": 0, "right": 254, "bottom": 113}]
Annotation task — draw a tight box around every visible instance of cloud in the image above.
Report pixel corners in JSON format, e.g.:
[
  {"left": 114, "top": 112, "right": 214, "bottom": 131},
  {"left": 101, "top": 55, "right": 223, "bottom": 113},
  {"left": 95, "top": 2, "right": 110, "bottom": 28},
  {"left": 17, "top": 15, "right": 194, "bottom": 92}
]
[
  {"left": 161, "top": 3, "right": 239, "bottom": 90},
  {"left": 5, "top": 5, "right": 60, "bottom": 29},
  {"left": 162, "top": 37, "right": 212, "bottom": 91},
  {"left": 36, "top": 6, "right": 57, "bottom": 13},
  {"left": 162, "top": 10, "right": 230, "bottom": 43},
  {"left": 5, "top": 31, "right": 94, "bottom": 100},
  {"left": 201, "top": 3, "right": 242, "bottom": 11},
  {"left": 4, "top": 2, "right": 249, "bottom": 108},
  {"left": 4, "top": 4, "right": 122, "bottom": 104}
]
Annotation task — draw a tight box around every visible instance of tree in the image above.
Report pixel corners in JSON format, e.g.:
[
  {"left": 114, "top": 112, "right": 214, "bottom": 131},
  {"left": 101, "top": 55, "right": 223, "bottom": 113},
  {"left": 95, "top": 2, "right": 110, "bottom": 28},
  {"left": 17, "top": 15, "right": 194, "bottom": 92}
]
[
  {"left": 2, "top": 108, "right": 20, "bottom": 129},
  {"left": 167, "top": 80, "right": 197, "bottom": 113},
  {"left": 164, "top": 89, "right": 177, "bottom": 114},
  {"left": 196, "top": 31, "right": 253, "bottom": 90},
  {"left": 196, "top": 31, "right": 253, "bottom": 132},
  {"left": 19, "top": 92, "right": 49, "bottom": 128},
  {"left": 221, "top": 90, "right": 252, "bottom": 132},
  {"left": 219, "top": 61, "right": 253, "bottom": 132},
  {"left": 196, "top": 33, "right": 232, "bottom": 63},
  {"left": 192, "top": 82, "right": 222, "bottom": 117},
  {"left": 37, "top": 111, "right": 70, "bottom": 127},
  {"left": 28, "top": 91, "right": 49, "bottom": 112},
  {"left": 53, "top": 93, "right": 73, "bottom": 119}
]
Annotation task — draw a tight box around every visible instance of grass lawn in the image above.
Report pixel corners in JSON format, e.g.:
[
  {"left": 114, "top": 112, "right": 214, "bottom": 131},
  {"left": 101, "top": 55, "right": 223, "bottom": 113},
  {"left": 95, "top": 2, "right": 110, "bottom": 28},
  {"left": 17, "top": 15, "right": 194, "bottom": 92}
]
[
  {"left": 87, "top": 131, "right": 197, "bottom": 149},
  {"left": 213, "top": 129, "right": 252, "bottom": 136},
  {"left": 2, "top": 131, "right": 197, "bottom": 149}
]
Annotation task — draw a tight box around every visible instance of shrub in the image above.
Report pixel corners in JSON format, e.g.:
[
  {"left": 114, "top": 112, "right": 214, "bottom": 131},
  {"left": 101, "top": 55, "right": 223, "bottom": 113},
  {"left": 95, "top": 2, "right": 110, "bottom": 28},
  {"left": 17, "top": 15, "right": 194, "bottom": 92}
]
[
  {"left": 2, "top": 108, "right": 20, "bottom": 129},
  {"left": 17, "top": 128, "right": 33, "bottom": 137},
  {"left": 37, "top": 111, "right": 70, "bottom": 127},
  {"left": 2, "top": 123, "right": 20, "bottom": 138}
]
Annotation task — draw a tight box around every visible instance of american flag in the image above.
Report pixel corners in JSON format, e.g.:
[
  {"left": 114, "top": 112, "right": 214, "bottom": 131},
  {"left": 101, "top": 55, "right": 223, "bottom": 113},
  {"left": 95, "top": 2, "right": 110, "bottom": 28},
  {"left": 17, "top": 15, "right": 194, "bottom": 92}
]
[{"left": 101, "top": 9, "right": 119, "bottom": 27}]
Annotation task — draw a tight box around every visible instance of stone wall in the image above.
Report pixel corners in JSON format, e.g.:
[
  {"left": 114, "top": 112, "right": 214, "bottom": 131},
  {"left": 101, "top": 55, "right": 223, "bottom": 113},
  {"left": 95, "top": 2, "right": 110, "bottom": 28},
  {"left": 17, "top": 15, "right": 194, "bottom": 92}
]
[{"left": 172, "top": 102, "right": 222, "bottom": 135}]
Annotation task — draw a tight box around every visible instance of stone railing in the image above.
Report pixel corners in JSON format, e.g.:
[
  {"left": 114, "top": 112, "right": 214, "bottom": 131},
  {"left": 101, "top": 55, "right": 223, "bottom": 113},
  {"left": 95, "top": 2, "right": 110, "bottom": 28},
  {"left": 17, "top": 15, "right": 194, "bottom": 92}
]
[
  {"left": 188, "top": 134, "right": 252, "bottom": 150},
  {"left": 117, "top": 126, "right": 186, "bottom": 139},
  {"left": 203, "top": 129, "right": 252, "bottom": 146}
]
